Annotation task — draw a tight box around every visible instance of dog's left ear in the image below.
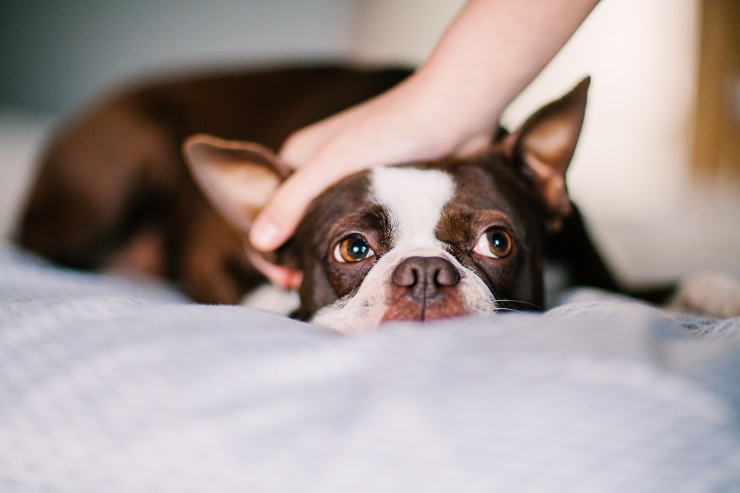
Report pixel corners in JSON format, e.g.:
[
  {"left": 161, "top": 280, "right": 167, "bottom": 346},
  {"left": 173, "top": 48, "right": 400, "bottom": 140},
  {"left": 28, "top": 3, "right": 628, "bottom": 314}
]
[
  {"left": 183, "top": 134, "right": 292, "bottom": 234},
  {"left": 498, "top": 77, "right": 590, "bottom": 231},
  {"left": 183, "top": 134, "right": 302, "bottom": 290}
]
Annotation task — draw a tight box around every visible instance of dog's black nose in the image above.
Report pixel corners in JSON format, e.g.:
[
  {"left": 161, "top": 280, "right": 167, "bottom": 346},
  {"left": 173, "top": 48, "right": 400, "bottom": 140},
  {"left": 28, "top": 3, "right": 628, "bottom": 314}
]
[{"left": 392, "top": 256, "right": 461, "bottom": 300}]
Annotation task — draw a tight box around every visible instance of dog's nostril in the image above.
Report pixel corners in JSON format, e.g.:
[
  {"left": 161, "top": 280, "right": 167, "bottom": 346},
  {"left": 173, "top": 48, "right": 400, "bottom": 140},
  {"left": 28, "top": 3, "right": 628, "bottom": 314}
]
[
  {"left": 392, "top": 263, "right": 418, "bottom": 287},
  {"left": 435, "top": 261, "right": 461, "bottom": 287},
  {"left": 392, "top": 256, "right": 461, "bottom": 293}
]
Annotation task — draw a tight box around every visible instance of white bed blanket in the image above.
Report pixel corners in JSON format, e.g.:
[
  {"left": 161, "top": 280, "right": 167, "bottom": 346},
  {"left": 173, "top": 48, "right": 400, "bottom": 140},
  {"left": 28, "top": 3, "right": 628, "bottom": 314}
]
[{"left": 1, "top": 242, "right": 740, "bottom": 492}]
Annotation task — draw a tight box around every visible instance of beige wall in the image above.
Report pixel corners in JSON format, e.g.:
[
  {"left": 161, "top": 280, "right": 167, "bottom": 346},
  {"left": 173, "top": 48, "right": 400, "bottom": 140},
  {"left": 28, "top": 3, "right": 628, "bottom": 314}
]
[{"left": 505, "top": 0, "right": 700, "bottom": 222}]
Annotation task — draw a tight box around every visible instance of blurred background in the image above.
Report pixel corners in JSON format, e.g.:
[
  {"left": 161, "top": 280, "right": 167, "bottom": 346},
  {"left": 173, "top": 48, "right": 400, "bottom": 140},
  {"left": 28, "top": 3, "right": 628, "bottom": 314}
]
[{"left": 1, "top": 0, "right": 738, "bottom": 287}]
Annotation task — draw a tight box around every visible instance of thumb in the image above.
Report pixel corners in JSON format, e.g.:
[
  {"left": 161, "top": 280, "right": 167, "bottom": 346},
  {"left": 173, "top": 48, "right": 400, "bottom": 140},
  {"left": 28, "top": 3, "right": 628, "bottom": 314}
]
[{"left": 249, "top": 166, "right": 337, "bottom": 251}]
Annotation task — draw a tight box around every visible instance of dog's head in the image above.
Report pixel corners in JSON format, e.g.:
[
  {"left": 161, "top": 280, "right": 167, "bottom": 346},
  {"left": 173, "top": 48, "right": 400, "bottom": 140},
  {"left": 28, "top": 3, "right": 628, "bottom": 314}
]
[{"left": 183, "top": 78, "right": 589, "bottom": 333}]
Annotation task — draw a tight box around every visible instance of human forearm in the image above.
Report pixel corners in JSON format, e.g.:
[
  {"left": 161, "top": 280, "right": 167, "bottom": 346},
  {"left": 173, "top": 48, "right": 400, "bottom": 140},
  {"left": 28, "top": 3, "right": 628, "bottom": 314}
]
[{"left": 408, "top": 0, "right": 600, "bottom": 152}]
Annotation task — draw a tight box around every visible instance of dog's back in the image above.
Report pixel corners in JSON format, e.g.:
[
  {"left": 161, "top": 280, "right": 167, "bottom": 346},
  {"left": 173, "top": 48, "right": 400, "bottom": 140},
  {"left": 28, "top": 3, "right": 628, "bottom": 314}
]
[{"left": 18, "top": 65, "right": 411, "bottom": 303}]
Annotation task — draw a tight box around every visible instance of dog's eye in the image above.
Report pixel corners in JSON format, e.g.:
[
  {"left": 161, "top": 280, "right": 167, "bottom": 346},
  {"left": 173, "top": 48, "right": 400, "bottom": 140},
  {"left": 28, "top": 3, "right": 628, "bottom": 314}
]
[
  {"left": 473, "top": 228, "right": 513, "bottom": 259},
  {"left": 333, "top": 235, "right": 375, "bottom": 263}
]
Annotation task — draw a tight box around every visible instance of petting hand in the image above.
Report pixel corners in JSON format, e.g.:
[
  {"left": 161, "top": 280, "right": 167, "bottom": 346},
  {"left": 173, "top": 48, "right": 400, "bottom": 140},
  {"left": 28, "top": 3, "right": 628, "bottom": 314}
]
[
  {"left": 248, "top": 73, "right": 495, "bottom": 252},
  {"left": 248, "top": 0, "right": 599, "bottom": 253}
]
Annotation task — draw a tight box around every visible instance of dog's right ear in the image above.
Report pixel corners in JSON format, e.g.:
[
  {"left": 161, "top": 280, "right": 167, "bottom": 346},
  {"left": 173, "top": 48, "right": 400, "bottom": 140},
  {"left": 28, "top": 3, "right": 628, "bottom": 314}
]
[{"left": 183, "top": 134, "right": 292, "bottom": 235}]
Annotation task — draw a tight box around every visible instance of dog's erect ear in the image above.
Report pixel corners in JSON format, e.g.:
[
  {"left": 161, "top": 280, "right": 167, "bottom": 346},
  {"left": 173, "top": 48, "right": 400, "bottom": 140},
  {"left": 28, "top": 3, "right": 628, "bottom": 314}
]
[
  {"left": 499, "top": 77, "right": 590, "bottom": 230},
  {"left": 183, "top": 134, "right": 291, "bottom": 234},
  {"left": 183, "top": 134, "right": 302, "bottom": 290}
]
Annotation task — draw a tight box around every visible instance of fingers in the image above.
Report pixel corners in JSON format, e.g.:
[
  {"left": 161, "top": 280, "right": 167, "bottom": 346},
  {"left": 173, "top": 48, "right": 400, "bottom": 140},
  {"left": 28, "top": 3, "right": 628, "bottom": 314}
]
[
  {"left": 249, "top": 164, "right": 345, "bottom": 251},
  {"left": 248, "top": 78, "right": 465, "bottom": 252},
  {"left": 250, "top": 120, "right": 348, "bottom": 251}
]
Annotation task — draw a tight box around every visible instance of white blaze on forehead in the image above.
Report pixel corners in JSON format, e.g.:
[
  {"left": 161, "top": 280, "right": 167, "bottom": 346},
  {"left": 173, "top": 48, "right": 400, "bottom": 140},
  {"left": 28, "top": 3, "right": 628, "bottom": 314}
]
[{"left": 371, "top": 167, "right": 455, "bottom": 249}]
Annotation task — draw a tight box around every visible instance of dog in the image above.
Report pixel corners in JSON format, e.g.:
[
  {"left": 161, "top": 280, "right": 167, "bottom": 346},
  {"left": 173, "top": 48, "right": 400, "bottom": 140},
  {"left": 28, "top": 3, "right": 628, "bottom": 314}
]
[{"left": 20, "top": 64, "right": 705, "bottom": 332}]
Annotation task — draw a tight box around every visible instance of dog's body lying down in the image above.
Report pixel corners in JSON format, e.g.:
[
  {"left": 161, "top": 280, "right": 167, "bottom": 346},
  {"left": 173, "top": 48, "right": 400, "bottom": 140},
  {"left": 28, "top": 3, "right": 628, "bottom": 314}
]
[
  {"left": 19, "top": 65, "right": 676, "bottom": 332},
  {"left": 20, "top": 66, "right": 412, "bottom": 305}
]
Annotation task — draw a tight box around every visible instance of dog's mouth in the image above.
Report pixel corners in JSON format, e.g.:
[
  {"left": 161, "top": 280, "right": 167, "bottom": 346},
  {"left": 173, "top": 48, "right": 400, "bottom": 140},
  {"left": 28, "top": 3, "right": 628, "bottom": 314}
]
[{"left": 380, "top": 291, "right": 469, "bottom": 324}]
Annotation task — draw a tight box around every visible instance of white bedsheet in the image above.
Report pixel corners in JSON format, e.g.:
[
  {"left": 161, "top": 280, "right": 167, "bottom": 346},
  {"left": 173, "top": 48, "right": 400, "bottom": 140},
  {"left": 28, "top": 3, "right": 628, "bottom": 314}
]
[{"left": 1, "top": 242, "right": 740, "bottom": 492}]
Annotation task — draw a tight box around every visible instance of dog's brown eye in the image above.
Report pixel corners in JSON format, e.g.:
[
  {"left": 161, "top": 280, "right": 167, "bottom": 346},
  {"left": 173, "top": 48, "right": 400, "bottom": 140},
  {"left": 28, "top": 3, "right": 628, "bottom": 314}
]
[
  {"left": 473, "top": 228, "right": 513, "bottom": 259},
  {"left": 333, "top": 235, "right": 375, "bottom": 263}
]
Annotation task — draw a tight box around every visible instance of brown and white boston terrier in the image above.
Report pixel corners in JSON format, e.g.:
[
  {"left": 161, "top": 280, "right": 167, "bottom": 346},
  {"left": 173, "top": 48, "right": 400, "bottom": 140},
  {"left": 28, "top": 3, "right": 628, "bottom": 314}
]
[{"left": 22, "top": 65, "right": 719, "bottom": 332}]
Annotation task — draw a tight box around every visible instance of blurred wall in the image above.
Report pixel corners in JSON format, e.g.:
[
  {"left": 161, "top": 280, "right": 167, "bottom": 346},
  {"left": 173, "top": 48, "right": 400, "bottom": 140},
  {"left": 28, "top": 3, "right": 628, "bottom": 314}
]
[
  {"left": 0, "top": 0, "right": 357, "bottom": 114},
  {"left": 503, "top": 0, "right": 700, "bottom": 221}
]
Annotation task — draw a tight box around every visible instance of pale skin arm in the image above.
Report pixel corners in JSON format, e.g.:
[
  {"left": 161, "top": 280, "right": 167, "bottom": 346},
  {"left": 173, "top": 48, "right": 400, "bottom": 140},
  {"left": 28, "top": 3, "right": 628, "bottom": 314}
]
[{"left": 249, "top": 0, "right": 600, "bottom": 251}]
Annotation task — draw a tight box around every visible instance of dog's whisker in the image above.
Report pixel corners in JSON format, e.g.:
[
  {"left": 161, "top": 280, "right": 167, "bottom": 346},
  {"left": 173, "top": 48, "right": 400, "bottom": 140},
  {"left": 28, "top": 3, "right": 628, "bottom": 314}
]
[
  {"left": 495, "top": 299, "right": 542, "bottom": 310},
  {"left": 492, "top": 307, "right": 525, "bottom": 314}
]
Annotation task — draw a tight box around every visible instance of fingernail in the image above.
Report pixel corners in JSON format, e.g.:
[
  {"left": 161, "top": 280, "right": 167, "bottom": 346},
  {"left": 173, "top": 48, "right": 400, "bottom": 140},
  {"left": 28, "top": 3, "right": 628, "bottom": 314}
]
[{"left": 251, "top": 217, "right": 281, "bottom": 250}]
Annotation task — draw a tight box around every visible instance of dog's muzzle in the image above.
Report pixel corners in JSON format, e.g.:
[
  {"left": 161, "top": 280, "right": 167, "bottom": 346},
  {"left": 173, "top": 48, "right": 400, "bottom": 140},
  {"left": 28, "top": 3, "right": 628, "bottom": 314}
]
[{"left": 381, "top": 256, "right": 467, "bottom": 323}]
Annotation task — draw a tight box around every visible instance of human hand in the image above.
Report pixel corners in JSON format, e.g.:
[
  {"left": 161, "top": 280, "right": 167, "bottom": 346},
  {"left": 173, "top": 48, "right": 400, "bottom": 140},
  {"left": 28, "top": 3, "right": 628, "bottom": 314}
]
[
  {"left": 248, "top": 0, "right": 599, "bottom": 253},
  {"left": 248, "top": 73, "right": 496, "bottom": 252}
]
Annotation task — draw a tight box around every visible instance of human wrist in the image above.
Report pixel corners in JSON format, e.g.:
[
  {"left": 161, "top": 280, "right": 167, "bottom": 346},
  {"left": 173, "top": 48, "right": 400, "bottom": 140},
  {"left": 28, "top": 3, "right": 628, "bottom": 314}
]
[{"left": 406, "top": 61, "right": 502, "bottom": 155}]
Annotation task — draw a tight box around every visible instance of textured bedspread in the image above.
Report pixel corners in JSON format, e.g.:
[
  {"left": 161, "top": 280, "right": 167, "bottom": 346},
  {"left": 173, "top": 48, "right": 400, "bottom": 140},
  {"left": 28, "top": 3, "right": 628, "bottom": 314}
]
[{"left": 1, "top": 242, "right": 740, "bottom": 492}]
